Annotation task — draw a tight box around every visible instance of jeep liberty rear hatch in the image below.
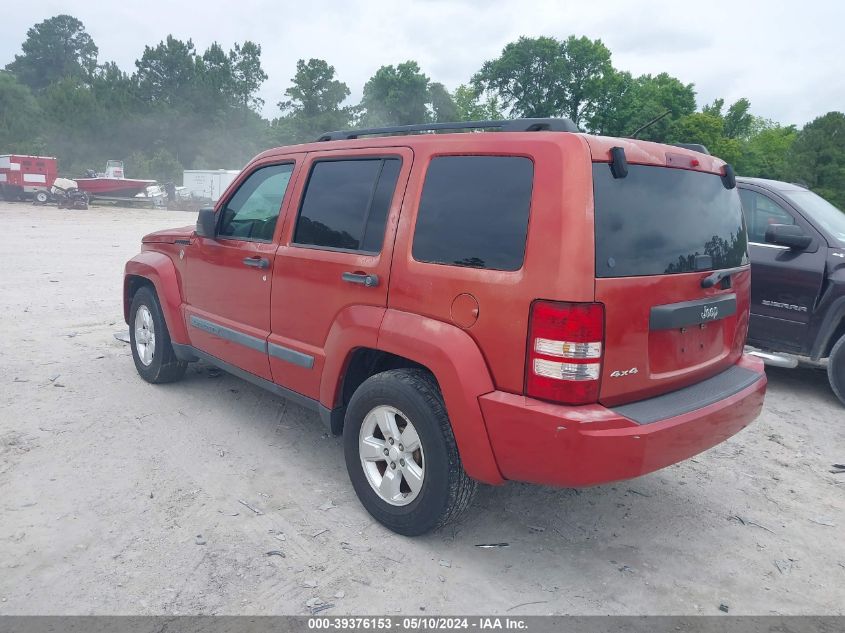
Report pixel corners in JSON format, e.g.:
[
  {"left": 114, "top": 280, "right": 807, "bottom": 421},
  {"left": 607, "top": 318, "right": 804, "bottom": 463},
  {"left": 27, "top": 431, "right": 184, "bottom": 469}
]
[{"left": 591, "top": 151, "right": 749, "bottom": 406}]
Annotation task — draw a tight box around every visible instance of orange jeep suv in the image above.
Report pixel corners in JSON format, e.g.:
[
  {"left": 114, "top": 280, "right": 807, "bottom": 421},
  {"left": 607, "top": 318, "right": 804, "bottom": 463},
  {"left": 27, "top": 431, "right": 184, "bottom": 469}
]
[{"left": 124, "top": 119, "right": 766, "bottom": 535}]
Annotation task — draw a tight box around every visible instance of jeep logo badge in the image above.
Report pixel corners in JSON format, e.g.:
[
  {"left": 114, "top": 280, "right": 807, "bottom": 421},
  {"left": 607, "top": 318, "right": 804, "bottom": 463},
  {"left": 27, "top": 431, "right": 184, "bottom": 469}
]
[{"left": 701, "top": 305, "right": 719, "bottom": 320}]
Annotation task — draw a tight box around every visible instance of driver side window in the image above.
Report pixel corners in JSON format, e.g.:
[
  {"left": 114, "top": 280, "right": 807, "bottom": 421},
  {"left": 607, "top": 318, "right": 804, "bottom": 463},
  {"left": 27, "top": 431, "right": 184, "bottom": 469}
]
[
  {"left": 739, "top": 189, "right": 795, "bottom": 244},
  {"left": 218, "top": 163, "right": 294, "bottom": 242}
]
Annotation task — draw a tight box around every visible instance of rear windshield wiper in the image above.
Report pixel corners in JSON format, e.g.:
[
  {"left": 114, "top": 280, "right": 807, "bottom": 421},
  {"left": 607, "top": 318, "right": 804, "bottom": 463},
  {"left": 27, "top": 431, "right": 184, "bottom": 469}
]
[{"left": 701, "top": 266, "right": 746, "bottom": 288}]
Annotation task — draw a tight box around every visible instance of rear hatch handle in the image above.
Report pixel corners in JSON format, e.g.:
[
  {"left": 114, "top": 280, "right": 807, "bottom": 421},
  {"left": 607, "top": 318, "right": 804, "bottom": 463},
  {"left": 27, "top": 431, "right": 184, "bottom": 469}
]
[{"left": 700, "top": 266, "right": 746, "bottom": 288}]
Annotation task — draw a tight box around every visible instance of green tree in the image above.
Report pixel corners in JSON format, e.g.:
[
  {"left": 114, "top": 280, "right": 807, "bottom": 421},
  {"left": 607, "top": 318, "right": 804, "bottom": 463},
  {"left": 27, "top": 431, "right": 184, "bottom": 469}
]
[
  {"left": 134, "top": 36, "right": 201, "bottom": 105},
  {"left": 734, "top": 118, "right": 797, "bottom": 179},
  {"left": 3, "top": 15, "right": 272, "bottom": 178},
  {"left": 130, "top": 37, "right": 269, "bottom": 167},
  {"left": 91, "top": 62, "right": 136, "bottom": 111},
  {"left": 669, "top": 98, "right": 758, "bottom": 164},
  {"left": 472, "top": 36, "right": 562, "bottom": 119},
  {"left": 359, "top": 61, "right": 432, "bottom": 126},
  {"left": 561, "top": 36, "right": 615, "bottom": 125},
  {"left": 700, "top": 98, "right": 724, "bottom": 118},
  {"left": 589, "top": 71, "right": 696, "bottom": 140},
  {"left": 230, "top": 41, "right": 267, "bottom": 111},
  {"left": 723, "top": 98, "right": 754, "bottom": 139},
  {"left": 428, "top": 82, "right": 458, "bottom": 122},
  {"left": 274, "top": 58, "right": 352, "bottom": 142},
  {"left": 472, "top": 35, "right": 613, "bottom": 125},
  {"left": 192, "top": 107, "right": 268, "bottom": 168},
  {"left": 5, "top": 15, "right": 98, "bottom": 90},
  {"left": 701, "top": 98, "right": 754, "bottom": 139},
  {"left": 452, "top": 84, "right": 504, "bottom": 121},
  {"left": 668, "top": 112, "right": 741, "bottom": 164},
  {"left": 201, "top": 43, "right": 234, "bottom": 102},
  {"left": 787, "top": 112, "right": 845, "bottom": 207},
  {"left": 0, "top": 72, "right": 43, "bottom": 152},
  {"left": 126, "top": 148, "right": 183, "bottom": 183}
]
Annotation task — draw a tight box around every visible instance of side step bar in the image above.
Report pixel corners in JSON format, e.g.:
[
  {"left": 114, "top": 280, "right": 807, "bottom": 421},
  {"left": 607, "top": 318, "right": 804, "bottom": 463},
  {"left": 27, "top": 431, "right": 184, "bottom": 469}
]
[
  {"left": 744, "top": 346, "right": 829, "bottom": 369},
  {"left": 745, "top": 347, "right": 799, "bottom": 369}
]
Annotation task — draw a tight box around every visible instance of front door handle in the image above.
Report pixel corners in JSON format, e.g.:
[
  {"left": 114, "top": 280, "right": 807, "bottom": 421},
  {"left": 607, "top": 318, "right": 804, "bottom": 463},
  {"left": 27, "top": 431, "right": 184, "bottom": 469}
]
[
  {"left": 243, "top": 256, "right": 270, "bottom": 269},
  {"left": 342, "top": 272, "right": 379, "bottom": 287}
]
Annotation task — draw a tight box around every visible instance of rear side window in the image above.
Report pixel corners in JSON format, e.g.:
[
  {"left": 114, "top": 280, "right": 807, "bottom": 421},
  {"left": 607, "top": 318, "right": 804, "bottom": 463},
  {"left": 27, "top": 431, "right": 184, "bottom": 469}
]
[
  {"left": 593, "top": 164, "right": 748, "bottom": 277},
  {"left": 412, "top": 156, "right": 533, "bottom": 271},
  {"left": 293, "top": 158, "right": 401, "bottom": 252}
]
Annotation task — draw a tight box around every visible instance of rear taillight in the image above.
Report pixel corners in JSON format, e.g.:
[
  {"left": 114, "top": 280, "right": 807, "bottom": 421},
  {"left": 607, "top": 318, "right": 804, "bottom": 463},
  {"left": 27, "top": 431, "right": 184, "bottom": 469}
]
[{"left": 525, "top": 301, "right": 605, "bottom": 405}]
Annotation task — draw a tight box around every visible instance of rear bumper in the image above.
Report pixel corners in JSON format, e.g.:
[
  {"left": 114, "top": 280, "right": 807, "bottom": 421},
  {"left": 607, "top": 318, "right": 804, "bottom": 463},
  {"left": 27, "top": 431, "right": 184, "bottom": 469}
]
[{"left": 481, "top": 354, "right": 766, "bottom": 487}]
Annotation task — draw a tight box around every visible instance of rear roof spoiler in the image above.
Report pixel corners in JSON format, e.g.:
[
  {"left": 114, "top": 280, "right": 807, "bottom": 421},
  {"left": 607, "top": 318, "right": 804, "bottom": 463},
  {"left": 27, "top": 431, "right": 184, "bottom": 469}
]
[{"left": 672, "top": 143, "right": 711, "bottom": 155}]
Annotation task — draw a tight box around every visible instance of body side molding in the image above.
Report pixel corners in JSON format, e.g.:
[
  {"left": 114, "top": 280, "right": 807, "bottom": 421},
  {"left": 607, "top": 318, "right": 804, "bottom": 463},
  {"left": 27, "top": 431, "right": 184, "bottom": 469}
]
[{"left": 189, "top": 315, "right": 267, "bottom": 352}]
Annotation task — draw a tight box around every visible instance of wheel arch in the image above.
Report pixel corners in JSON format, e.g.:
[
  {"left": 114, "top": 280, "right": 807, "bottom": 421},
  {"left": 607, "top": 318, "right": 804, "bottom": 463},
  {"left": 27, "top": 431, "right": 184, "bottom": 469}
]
[
  {"left": 338, "top": 348, "right": 429, "bottom": 408},
  {"left": 322, "top": 308, "right": 504, "bottom": 485},
  {"left": 123, "top": 252, "right": 188, "bottom": 345},
  {"left": 811, "top": 292, "right": 845, "bottom": 359},
  {"left": 823, "top": 319, "right": 845, "bottom": 358}
]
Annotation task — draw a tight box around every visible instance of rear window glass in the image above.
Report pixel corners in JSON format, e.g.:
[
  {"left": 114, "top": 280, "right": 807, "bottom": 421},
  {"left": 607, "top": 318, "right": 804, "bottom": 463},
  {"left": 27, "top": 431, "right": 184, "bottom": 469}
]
[
  {"left": 593, "top": 164, "right": 748, "bottom": 277},
  {"left": 412, "top": 156, "right": 533, "bottom": 271}
]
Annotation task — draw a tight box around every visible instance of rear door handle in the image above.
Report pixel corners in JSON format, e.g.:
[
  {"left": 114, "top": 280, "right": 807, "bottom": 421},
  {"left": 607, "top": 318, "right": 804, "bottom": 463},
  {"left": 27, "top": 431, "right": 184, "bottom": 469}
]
[
  {"left": 342, "top": 272, "right": 379, "bottom": 287},
  {"left": 243, "top": 256, "right": 270, "bottom": 269}
]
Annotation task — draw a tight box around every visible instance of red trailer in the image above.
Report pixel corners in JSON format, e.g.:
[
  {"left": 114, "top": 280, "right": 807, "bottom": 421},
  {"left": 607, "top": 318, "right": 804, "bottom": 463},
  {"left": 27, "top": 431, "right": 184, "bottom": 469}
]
[{"left": 0, "top": 154, "right": 58, "bottom": 202}]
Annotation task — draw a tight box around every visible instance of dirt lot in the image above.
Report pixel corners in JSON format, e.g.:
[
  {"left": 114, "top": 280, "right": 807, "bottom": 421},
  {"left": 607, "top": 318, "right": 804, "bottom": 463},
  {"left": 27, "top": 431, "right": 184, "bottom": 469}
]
[{"left": 0, "top": 201, "right": 843, "bottom": 616}]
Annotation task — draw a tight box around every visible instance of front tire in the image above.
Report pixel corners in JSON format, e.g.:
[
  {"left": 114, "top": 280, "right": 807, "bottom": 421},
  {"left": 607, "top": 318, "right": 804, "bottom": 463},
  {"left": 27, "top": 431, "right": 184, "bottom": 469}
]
[
  {"left": 35, "top": 191, "right": 49, "bottom": 204},
  {"left": 129, "top": 286, "right": 187, "bottom": 384},
  {"left": 827, "top": 333, "right": 845, "bottom": 406},
  {"left": 343, "top": 369, "right": 477, "bottom": 536}
]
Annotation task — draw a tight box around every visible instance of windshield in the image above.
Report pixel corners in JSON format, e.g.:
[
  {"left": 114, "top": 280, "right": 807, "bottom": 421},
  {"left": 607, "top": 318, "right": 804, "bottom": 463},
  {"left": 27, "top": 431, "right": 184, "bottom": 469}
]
[
  {"left": 782, "top": 190, "right": 845, "bottom": 246},
  {"left": 593, "top": 164, "right": 749, "bottom": 278}
]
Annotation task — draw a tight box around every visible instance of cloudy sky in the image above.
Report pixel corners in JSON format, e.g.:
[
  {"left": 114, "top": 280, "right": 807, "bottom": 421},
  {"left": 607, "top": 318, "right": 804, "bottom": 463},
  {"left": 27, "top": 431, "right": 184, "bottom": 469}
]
[{"left": 2, "top": 0, "right": 842, "bottom": 127}]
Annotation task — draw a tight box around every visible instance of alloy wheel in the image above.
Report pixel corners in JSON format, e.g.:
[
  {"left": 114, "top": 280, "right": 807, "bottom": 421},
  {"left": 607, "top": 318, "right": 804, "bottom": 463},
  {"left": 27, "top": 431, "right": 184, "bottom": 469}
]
[
  {"left": 358, "top": 405, "right": 425, "bottom": 506},
  {"left": 134, "top": 305, "right": 156, "bottom": 367}
]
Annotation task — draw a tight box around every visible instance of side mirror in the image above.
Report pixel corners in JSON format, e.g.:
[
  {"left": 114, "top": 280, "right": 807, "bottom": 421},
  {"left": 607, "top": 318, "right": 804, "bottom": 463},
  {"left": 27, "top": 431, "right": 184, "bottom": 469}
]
[
  {"left": 765, "top": 223, "right": 812, "bottom": 250},
  {"left": 196, "top": 207, "right": 217, "bottom": 238}
]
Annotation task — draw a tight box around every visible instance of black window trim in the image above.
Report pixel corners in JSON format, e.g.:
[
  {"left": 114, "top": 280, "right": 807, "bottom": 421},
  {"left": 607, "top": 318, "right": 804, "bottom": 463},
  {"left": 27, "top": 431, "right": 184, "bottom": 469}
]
[
  {"left": 288, "top": 242, "right": 381, "bottom": 256},
  {"left": 290, "top": 154, "right": 403, "bottom": 254},
  {"left": 410, "top": 153, "right": 535, "bottom": 272},
  {"left": 738, "top": 182, "right": 821, "bottom": 252},
  {"left": 215, "top": 160, "right": 296, "bottom": 244},
  {"left": 741, "top": 186, "right": 795, "bottom": 247},
  {"left": 358, "top": 159, "right": 387, "bottom": 252}
]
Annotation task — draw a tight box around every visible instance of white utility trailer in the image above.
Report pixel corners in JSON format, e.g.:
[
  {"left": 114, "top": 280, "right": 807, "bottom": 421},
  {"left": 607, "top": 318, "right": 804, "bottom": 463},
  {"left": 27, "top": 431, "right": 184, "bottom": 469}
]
[{"left": 182, "top": 169, "right": 241, "bottom": 202}]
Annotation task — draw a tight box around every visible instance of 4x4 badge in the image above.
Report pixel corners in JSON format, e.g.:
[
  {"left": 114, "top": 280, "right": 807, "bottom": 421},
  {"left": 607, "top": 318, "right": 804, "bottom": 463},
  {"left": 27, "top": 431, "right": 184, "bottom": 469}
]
[{"left": 610, "top": 367, "right": 638, "bottom": 378}]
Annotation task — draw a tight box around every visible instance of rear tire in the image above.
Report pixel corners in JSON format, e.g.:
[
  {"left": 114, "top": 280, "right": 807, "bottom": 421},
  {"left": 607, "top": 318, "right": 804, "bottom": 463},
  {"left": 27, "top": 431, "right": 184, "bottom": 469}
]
[
  {"left": 129, "top": 286, "right": 187, "bottom": 384},
  {"left": 35, "top": 191, "right": 49, "bottom": 204},
  {"left": 827, "top": 333, "right": 845, "bottom": 406},
  {"left": 343, "top": 369, "right": 477, "bottom": 536}
]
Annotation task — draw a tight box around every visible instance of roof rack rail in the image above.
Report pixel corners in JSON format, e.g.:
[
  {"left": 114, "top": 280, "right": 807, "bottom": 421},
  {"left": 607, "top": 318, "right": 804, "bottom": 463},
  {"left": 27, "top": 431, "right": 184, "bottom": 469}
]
[{"left": 316, "top": 118, "right": 579, "bottom": 141}]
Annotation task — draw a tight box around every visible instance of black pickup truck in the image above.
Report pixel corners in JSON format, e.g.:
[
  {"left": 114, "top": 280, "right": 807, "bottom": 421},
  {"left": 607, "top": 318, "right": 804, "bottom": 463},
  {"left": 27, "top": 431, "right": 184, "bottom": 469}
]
[{"left": 738, "top": 177, "right": 845, "bottom": 404}]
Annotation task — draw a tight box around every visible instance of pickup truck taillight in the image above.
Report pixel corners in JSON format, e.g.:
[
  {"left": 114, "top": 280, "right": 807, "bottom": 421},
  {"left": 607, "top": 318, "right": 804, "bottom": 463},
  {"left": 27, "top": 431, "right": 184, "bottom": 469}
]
[{"left": 525, "top": 301, "right": 605, "bottom": 405}]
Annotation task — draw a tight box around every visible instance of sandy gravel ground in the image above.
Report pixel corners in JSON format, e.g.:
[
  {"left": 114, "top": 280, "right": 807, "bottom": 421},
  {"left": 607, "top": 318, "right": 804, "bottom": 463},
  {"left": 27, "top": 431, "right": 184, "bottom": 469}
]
[{"left": 0, "top": 201, "right": 843, "bottom": 616}]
